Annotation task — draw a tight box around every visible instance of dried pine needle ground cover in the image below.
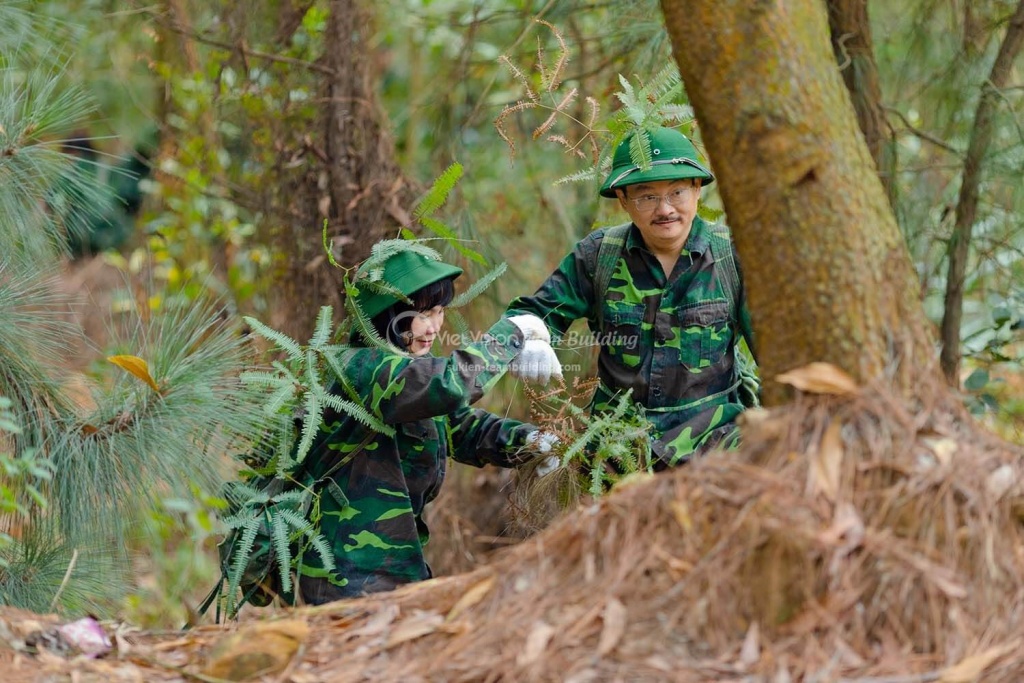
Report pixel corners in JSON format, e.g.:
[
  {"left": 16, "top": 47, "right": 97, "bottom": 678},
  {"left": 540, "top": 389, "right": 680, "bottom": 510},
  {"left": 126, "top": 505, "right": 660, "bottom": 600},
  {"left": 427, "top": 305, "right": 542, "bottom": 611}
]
[{"left": 3, "top": 374, "right": 1024, "bottom": 682}]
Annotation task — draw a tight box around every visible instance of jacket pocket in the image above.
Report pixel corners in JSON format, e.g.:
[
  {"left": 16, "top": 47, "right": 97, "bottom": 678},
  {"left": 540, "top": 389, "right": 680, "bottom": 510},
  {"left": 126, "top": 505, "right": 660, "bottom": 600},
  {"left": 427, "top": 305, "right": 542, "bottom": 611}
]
[
  {"left": 602, "top": 303, "right": 645, "bottom": 366},
  {"left": 677, "top": 299, "right": 732, "bottom": 371}
]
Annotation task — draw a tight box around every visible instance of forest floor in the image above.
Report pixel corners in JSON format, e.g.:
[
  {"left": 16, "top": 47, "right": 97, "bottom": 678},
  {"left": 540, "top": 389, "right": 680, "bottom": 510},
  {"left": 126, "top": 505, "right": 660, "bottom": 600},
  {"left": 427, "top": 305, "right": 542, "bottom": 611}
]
[
  {"left": 7, "top": 256, "right": 1022, "bottom": 682},
  {"left": 3, "top": 373, "right": 1024, "bottom": 682}
]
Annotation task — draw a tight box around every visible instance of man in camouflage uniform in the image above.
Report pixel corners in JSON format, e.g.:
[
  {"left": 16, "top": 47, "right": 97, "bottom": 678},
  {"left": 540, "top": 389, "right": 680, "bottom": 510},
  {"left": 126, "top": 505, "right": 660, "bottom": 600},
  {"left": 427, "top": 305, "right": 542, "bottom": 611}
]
[
  {"left": 294, "top": 250, "right": 557, "bottom": 603},
  {"left": 506, "top": 126, "right": 758, "bottom": 467}
]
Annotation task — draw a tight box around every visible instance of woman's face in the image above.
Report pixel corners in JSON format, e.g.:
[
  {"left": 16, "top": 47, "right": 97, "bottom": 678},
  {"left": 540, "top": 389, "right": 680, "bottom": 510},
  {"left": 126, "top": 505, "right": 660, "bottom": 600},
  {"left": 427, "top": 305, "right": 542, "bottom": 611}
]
[{"left": 407, "top": 305, "right": 445, "bottom": 357}]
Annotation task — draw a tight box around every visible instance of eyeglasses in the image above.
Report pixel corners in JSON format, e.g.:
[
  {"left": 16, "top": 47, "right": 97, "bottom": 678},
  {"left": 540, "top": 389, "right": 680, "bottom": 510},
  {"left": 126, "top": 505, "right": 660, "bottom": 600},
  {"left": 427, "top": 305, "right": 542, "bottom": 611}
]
[{"left": 628, "top": 185, "right": 696, "bottom": 213}]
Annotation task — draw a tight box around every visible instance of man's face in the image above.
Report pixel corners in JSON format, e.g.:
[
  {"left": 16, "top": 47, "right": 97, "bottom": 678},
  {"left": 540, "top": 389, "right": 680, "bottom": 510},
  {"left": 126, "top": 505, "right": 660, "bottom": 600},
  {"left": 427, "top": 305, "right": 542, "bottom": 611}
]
[{"left": 617, "top": 178, "right": 701, "bottom": 247}]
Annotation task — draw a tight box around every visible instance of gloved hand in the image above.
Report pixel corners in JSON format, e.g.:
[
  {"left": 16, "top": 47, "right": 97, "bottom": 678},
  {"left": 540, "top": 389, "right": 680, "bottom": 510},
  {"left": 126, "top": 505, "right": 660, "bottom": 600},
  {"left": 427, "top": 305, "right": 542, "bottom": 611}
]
[
  {"left": 507, "top": 314, "right": 552, "bottom": 343},
  {"left": 509, "top": 339, "right": 563, "bottom": 384},
  {"left": 526, "top": 431, "right": 561, "bottom": 477}
]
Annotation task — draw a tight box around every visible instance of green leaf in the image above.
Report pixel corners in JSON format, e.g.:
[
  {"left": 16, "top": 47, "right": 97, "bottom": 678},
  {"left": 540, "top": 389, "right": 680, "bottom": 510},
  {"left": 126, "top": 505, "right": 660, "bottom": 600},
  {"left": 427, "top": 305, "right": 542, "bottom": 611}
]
[{"left": 964, "top": 368, "right": 989, "bottom": 391}]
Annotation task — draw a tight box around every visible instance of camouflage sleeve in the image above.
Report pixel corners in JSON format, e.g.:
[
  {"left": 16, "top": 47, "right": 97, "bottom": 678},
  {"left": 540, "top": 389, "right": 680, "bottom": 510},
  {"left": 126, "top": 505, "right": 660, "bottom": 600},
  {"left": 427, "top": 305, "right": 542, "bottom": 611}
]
[
  {"left": 338, "top": 318, "right": 525, "bottom": 424},
  {"left": 447, "top": 406, "right": 535, "bottom": 469},
  {"left": 505, "top": 234, "right": 600, "bottom": 340}
]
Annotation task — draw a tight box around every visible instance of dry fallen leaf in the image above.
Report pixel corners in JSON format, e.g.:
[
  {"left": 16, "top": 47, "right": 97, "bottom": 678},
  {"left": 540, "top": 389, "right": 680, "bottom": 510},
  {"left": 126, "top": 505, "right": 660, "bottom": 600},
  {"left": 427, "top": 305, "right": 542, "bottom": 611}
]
[
  {"left": 807, "top": 420, "right": 843, "bottom": 501},
  {"left": 446, "top": 576, "right": 495, "bottom": 622},
  {"left": 940, "top": 640, "right": 1020, "bottom": 682},
  {"left": 776, "top": 362, "right": 858, "bottom": 396},
  {"left": 200, "top": 619, "right": 309, "bottom": 681},
  {"left": 597, "top": 597, "right": 627, "bottom": 656},
  {"left": 670, "top": 500, "right": 693, "bottom": 533},
  {"left": 517, "top": 620, "right": 555, "bottom": 666},
  {"left": 922, "top": 436, "right": 958, "bottom": 466},
  {"left": 106, "top": 355, "right": 160, "bottom": 392},
  {"left": 384, "top": 611, "right": 445, "bottom": 649},
  {"left": 739, "top": 621, "right": 760, "bottom": 668}
]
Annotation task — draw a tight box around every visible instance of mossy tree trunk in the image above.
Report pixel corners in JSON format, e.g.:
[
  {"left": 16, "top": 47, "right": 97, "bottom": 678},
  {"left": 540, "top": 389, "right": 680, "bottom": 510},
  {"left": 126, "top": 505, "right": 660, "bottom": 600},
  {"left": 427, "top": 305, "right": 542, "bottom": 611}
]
[
  {"left": 825, "top": 0, "right": 895, "bottom": 207},
  {"left": 270, "top": 0, "right": 414, "bottom": 340},
  {"left": 661, "top": 0, "right": 939, "bottom": 405}
]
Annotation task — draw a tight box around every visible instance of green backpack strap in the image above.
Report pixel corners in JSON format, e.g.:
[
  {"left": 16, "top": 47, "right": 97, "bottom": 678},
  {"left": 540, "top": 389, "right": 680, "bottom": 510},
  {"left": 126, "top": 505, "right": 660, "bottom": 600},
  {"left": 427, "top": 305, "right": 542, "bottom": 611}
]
[
  {"left": 707, "top": 224, "right": 760, "bottom": 407},
  {"left": 591, "top": 223, "right": 631, "bottom": 332}
]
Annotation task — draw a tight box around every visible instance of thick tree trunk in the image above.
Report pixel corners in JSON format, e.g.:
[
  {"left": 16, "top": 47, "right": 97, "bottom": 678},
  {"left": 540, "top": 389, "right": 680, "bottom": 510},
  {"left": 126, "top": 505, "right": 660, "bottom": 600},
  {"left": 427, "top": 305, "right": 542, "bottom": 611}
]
[
  {"left": 939, "top": 0, "right": 1024, "bottom": 386},
  {"left": 660, "top": 0, "right": 938, "bottom": 405},
  {"left": 270, "top": 0, "right": 414, "bottom": 340},
  {"left": 826, "top": 0, "right": 895, "bottom": 206}
]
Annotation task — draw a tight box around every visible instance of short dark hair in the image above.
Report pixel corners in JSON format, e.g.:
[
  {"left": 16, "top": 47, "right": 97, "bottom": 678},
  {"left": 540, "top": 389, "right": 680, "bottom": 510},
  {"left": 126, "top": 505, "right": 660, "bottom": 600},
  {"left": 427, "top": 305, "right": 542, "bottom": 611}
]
[{"left": 364, "top": 276, "right": 456, "bottom": 350}]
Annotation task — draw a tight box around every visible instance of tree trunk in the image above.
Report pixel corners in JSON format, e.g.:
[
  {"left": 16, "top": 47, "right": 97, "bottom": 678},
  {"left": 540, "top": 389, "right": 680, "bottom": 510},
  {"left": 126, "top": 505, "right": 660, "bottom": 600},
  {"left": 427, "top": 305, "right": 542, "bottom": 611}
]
[
  {"left": 826, "top": 0, "right": 896, "bottom": 206},
  {"left": 938, "top": 0, "right": 1024, "bottom": 386},
  {"left": 269, "top": 0, "right": 414, "bottom": 340},
  {"left": 660, "top": 0, "right": 938, "bottom": 405}
]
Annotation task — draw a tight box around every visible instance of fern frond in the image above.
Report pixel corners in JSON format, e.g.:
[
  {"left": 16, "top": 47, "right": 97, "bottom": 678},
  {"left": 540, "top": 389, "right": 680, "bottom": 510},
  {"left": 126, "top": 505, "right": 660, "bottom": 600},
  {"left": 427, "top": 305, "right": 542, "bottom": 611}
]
[
  {"left": 554, "top": 166, "right": 601, "bottom": 186},
  {"left": 270, "top": 489, "right": 307, "bottom": 505},
  {"left": 343, "top": 280, "right": 406, "bottom": 355},
  {"left": 637, "top": 65, "right": 681, "bottom": 104},
  {"left": 498, "top": 55, "right": 537, "bottom": 103},
  {"left": 535, "top": 38, "right": 548, "bottom": 93},
  {"left": 304, "top": 348, "right": 322, "bottom": 396},
  {"left": 628, "top": 129, "right": 653, "bottom": 171},
  {"left": 319, "top": 393, "right": 394, "bottom": 436},
  {"left": 368, "top": 238, "right": 442, "bottom": 267},
  {"left": 450, "top": 262, "right": 507, "bottom": 308},
  {"left": 269, "top": 512, "right": 294, "bottom": 594},
  {"left": 658, "top": 104, "right": 695, "bottom": 124},
  {"left": 239, "top": 370, "right": 286, "bottom": 387},
  {"left": 261, "top": 382, "right": 298, "bottom": 418},
  {"left": 533, "top": 88, "right": 577, "bottom": 141},
  {"left": 290, "top": 390, "right": 323, "bottom": 469},
  {"left": 413, "top": 162, "right": 463, "bottom": 220},
  {"left": 535, "top": 18, "right": 569, "bottom": 91},
  {"left": 309, "top": 306, "right": 334, "bottom": 350},
  {"left": 276, "top": 506, "right": 315, "bottom": 535},
  {"left": 243, "top": 316, "right": 304, "bottom": 362},
  {"left": 417, "top": 216, "right": 487, "bottom": 267},
  {"left": 305, "top": 531, "right": 335, "bottom": 571},
  {"left": 225, "top": 516, "right": 260, "bottom": 604}
]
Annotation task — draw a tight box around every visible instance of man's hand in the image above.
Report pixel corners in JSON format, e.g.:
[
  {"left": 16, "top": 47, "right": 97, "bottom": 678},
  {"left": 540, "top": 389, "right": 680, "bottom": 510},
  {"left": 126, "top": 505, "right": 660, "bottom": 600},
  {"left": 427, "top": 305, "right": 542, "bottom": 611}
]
[
  {"left": 509, "top": 339, "right": 563, "bottom": 384},
  {"left": 507, "top": 314, "right": 551, "bottom": 343}
]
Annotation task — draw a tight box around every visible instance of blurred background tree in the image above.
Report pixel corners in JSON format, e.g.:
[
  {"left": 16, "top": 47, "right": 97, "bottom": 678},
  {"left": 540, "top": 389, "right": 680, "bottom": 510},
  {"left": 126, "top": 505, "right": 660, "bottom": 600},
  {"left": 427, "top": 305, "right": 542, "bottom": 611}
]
[{"left": 1, "top": 0, "right": 1020, "bottom": 625}]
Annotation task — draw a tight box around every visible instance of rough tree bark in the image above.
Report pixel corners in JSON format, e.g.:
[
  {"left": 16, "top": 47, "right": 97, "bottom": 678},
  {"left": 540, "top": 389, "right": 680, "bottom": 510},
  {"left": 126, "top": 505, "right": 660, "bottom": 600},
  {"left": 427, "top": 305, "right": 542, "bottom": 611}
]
[
  {"left": 660, "top": 0, "right": 938, "bottom": 405},
  {"left": 270, "top": 0, "right": 415, "bottom": 340},
  {"left": 826, "top": 0, "right": 895, "bottom": 206},
  {"left": 939, "top": 0, "right": 1024, "bottom": 386}
]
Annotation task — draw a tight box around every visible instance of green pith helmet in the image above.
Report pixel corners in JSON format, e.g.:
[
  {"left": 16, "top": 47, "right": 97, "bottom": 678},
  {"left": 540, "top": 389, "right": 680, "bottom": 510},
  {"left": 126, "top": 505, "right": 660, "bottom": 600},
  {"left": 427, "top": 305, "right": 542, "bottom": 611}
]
[
  {"left": 599, "top": 127, "right": 715, "bottom": 198},
  {"left": 354, "top": 250, "right": 463, "bottom": 319}
]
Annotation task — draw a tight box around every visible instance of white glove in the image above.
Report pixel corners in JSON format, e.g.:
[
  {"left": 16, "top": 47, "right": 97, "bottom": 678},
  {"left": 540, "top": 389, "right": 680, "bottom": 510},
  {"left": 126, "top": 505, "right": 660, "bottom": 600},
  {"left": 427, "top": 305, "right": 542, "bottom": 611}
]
[
  {"left": 526, "top": 430, "right": 559, "bottom": 453},
  {"left": 526, "top": 431, "right": 561, "bottom": 477},
  {"left": 535, "top": 456, "right": 561, "bottom": 478},
  {"left": 509, "top": 339, "right": 563, "bottom": 384},
  {"left": 507, "top": 314, "right": 551, "bottom": 343}
]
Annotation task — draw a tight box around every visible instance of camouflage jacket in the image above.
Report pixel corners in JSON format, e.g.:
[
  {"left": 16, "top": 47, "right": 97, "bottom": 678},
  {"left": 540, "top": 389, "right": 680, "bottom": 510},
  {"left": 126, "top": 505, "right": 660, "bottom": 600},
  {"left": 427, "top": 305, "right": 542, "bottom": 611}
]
[
  {"left": 507, "top": 217, "right": 754, "bottom": 466},
  {"left": 294, "top": 318, "right": 534, "bottom": 599}
]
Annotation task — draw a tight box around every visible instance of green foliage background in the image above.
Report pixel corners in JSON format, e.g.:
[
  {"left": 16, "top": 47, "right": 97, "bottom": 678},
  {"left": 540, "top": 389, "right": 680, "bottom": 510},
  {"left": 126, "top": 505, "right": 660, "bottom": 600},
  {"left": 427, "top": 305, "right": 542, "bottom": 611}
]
[{"left": 0, "top": 0, "right": 1020, "bottom": 626}]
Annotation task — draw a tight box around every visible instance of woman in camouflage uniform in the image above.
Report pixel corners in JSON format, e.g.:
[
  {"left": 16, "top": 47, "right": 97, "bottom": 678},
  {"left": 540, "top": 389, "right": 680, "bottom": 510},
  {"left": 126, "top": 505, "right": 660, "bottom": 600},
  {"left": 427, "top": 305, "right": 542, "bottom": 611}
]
[{"left": 296, "top": 249, "right": 556, "bottom": 604}]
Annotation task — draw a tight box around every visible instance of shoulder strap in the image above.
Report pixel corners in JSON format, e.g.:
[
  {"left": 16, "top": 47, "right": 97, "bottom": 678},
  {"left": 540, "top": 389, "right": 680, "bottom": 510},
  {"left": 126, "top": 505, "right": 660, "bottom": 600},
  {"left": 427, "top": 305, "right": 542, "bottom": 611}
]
[
  {"left": 707, "top": 223, "right": 759, "bottom": 373},
  {"left": 706, "top": 223, "right": 740, "bottom": 311},
  {"left": 591, "top": 223, "right": 631, "bottom": 331}
]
